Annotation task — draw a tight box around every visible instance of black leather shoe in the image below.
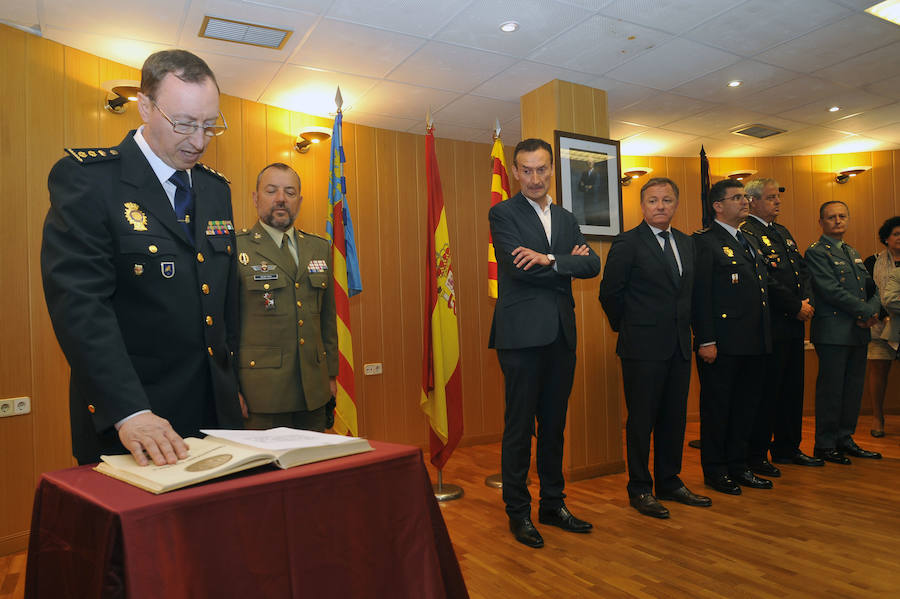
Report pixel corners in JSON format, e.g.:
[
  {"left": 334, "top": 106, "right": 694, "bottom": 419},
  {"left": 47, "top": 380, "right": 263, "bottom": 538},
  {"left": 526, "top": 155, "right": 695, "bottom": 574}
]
[
  {"left": 509, "top": 517, "right": 544, "bottom": 548},
  {"left": 658, "top": 486, "right": 712, "bottom": 507},
  {"left": 838, "top": 440, "right": 882, "bottom": 459},
  {"left": 537, "top": 505, "right": 593, "bottom": 532},
  {"left": 704, "top": 474, "right": 741, "bottom": 495},
  {"left": 732, "top": 469, "right": 773, "bottom": 489},
  {"left": 815, "top": 449, "right": 850, "bottom": 464},
  {"left": 788, "top": 452, "right": 824, "bottom": 466},
  {"left": 629, "top": 493, "right": 670, "bottom": 518},
  {"left": 749, "top": 459, "right": 781, "bottom": 478}
]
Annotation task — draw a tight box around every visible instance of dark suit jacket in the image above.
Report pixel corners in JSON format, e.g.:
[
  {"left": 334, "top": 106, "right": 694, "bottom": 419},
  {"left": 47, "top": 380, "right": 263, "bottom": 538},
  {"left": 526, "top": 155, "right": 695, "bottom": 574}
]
[
  {"left": 740, "top": 217, "right": 812, "bottom": 340},
  {"left": 488, "top": 193, "right": 601, "bottom": 351},
  {"left": 599, "top": 221, "right": 694, "bottom": 361},
  {"left": 806, "top": 235, "right": 881, "bottom": 346},
  {"left": 692, "top": 221, "right": 772, "bottom": 355},
  {"left": 41, "top": 131, "right": 243, "bottom": 463}
]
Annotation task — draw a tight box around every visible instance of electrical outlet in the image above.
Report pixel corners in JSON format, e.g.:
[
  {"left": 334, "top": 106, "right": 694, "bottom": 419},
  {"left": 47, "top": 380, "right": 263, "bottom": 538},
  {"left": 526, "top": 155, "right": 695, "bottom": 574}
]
[
  {"left": 363, "top": 363, "right": 383, "bottom": 376},
  {"left": 0, "top": 396, "right": 31, "bottom": 418}
]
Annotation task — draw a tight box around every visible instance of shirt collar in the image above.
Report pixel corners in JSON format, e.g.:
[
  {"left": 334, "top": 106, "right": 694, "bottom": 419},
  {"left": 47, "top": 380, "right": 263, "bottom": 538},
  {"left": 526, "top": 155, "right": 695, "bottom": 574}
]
[
  {"left": 715, "top": 219, "right": 740, "bottom": 238},
  {"left": 525, "top": 195, "right": 552, "bottom": 214},
  {"left": 646, "top": 223, "right": 672, "bottom": 236},
  {"left": 749, "top": 214, "right": 770, "bottom": 227},
  {"left": 133, "top": 126, "right": 192, "bottom": 187},
  {"left": 822, "top": 234, "right": 843, "bottom": 247},
  {"left": 259, "top": 220, "right": 294, "bottom": 247}
]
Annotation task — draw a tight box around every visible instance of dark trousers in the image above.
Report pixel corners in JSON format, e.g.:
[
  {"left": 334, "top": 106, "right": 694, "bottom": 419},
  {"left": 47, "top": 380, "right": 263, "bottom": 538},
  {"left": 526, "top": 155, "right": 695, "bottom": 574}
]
[
  {"left": 497, "top": 333, "right": 575, "bottom": 519},
  {"left": 814, "top": 343, "right": 867, "bottom": 450},
  {"left": 245, "top": 405, "right": 328, "bottom": 432},
  {"left": 697, "top": 353, "right": 765, "bottom": 478},
  {"left": 621, "top": 355, "right": 690, "bottom": 497},
  {"left": 749, "top": 337, "right": 805, "bottom": 461}
]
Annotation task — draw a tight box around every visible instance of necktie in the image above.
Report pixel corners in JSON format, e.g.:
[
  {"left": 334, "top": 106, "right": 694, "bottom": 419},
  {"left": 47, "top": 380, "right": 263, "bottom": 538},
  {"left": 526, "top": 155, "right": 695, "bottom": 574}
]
[
  {"left": 280, "top": 232, "right": 298, "bottom": 272},
  {"left": 168, "top": 170, "right": 194, "bottom": 241},
  {"left": 736, "top": 230, "right": 754, "bottom": 258},
  {"left": 658, "top": 230, "right": 681, "bottom": 278},
  {"left": 767, "top": 223, "right": 784, "bottom": 246}
]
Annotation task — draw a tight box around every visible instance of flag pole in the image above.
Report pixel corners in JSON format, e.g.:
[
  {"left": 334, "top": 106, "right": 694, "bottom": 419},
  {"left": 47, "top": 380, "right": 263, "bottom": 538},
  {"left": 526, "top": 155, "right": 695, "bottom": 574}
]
[{"left": 433, "top": 471, "right": 464, "bottom": 502}]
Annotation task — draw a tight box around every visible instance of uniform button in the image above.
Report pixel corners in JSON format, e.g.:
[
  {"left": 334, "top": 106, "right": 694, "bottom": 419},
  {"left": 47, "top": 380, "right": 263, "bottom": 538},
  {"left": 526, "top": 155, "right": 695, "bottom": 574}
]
[
  {"left": 298, "top": 319, "right": 304, "bottom": 326},
  {"left": 296, "top": 300, "right": 302, "bottom": 308},
  {"left": 88, "top": 404, "right": 96, "bottom": 413},
  {"left": 762, "top": 301, "right": 767, "bottom": 306},
  {"left": 207, "top": 346, "right": 213, "bottom": 356},
  {"left": 299, "top": 338, "right": 305, "bottom": 345},
  {"left": 197, "top": 252, "right": 205, "bottom": 263},
  {"left": 148, "top": 245, "right": 158, "bottom": 254},
  {"left": 206, "top": 315, "right": 213, "bottom": 326},
  {"left": 201, "top": 284, "right": 210, "bottom": 294},
  {"left": 721, "top": 313, "right": 727, "bottom": 318},
  {"left": 321, "top": 282, "right": 326, "bottom": 288},
  {"left": 295, "top": 282, "right": 300, "bottom": 289},
  {"left": 226, "top": 245, "right": 232, "bottom": 254},
  {"left": 264, "top": 283, "right": 270, "bottom": 290},
  {"left": 249, "top": 360, "right": 256, "bottom": 368}
]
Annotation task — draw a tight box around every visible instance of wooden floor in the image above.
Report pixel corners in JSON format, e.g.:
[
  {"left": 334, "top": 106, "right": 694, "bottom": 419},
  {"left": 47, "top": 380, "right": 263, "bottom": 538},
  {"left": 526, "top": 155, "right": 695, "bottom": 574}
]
[{"left": 3, "top": 416, "right": 899, "bottom": 598}]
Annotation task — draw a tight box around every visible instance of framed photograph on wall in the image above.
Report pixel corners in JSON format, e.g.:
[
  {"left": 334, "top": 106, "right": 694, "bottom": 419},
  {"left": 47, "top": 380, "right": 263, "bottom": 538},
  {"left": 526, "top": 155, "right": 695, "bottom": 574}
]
[{"left": 554, "top": 130, "right": 623, "bottom": 239}]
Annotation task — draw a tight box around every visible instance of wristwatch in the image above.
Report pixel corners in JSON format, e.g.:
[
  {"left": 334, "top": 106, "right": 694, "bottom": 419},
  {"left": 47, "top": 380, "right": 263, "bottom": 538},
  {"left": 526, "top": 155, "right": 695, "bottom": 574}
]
[{"left": 547, "top": 253, "right": 556, "bottom": 265}]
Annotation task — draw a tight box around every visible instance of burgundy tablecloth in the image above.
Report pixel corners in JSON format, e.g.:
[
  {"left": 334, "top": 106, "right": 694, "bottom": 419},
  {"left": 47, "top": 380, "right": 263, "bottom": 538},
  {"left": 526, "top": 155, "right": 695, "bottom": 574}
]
[{"left": 25, "top": 441, "right": 468, "bottom": 599}]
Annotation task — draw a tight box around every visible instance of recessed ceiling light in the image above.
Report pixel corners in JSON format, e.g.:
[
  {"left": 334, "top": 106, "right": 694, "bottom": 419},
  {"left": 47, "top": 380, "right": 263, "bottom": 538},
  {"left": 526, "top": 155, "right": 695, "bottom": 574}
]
[
  {"left": 866, "top": 0, "right": 900, "bottom": 26},
  {"left": 499, "top": 21, "right": 519, "bottom": 33},
  {"left": 829, "top": 106, "right": 841, "bottom": 112},
  {"left": 727, "top": 80, "right": 742, "bottom": 87}
]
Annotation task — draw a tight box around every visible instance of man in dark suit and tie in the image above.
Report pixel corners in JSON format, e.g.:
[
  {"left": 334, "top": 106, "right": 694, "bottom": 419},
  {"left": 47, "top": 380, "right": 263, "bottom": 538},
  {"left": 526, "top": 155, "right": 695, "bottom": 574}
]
[
  {"left": 41, "top": 50, "right": 243, "bottom": 466},
  {"left": 806, "top": 201, "right": 882, "bottom": 463},
  {"left": 740, "top": 179, "right": 823, "bottom": 472},
  {"left": 489, "top": 138, "right": 602, "bottom": 548},
  {"left": 693, "top": 179, "right": 773, "bottom": 495},
  {"left": 600, "top": 177, "right": 711, "bottom": 518}
]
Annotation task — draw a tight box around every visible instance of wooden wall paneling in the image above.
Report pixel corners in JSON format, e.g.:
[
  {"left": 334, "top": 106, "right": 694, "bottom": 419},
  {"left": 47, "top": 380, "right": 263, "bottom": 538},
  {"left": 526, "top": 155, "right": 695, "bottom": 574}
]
[
  {"left": 214, "top": 94, "right": 244, "bottom": 227},
  {"left": 894, "top": 151, "right": 900, "bottom": 216},
  {"left": 666, "top": 157, "right": 688, "bottom": 233},
  {"left": 833, "top": 152, "right": 873, "bottom": 255},
  {"left": 239, "top": 100, "right": 267, "bottom": 231},
  {"left": 683, "top": 155, "right": 703, "bottom": 233},
  {"left": 97, "top": 59, "right": 141, "bottom": 148},
  {"left": 790, "top": 156, "right": 816, "bottom": 251},
  {"left": 353, "top": 124, "right": 385, "bottom": 440},
  {"left": 0, "top": 25, "right": 36, "bottom": 555},
  {"left": 63, "top": 47, "right": 100, "bottom": 148},
  {"left": 871, "top": 151, "right": 895, "bottom": 241},
  {"left": 772, "top": 157, "right": 795, "bottom": 231}
]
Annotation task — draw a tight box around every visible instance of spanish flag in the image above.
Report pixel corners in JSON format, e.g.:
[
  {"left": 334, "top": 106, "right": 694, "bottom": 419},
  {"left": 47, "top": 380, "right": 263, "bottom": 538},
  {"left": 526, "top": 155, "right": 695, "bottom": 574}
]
[
  {"left": 421, "top": 126, "right": 463, "bottom": 470},
  {"left": 488, "top": 136, "right": 510, "bottom": 298}
]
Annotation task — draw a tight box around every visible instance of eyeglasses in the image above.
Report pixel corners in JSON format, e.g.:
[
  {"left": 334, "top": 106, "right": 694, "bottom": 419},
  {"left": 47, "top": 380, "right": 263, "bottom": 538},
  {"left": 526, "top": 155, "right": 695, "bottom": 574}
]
[
  {"left": 152, "top": 100, "right": 228, "bottom": 137},
  {"left": 721, "top": 193, "right": 750, "bottom": 202}
]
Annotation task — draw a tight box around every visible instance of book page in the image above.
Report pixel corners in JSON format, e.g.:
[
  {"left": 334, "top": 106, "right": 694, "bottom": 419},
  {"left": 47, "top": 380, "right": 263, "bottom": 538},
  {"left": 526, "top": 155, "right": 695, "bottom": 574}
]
[{"left": 201, "top": 427, "right": 365, "bottom": 451}]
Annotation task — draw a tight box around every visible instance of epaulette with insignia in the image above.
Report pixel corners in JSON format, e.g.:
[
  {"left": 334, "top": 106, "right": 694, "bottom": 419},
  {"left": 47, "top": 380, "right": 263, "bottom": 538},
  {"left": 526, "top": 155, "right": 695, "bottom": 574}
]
[
  {"left": 298, "top": 229, "right": 328, "bottom": 242},
  {"left": 65, "top": 147, "right": 120, "bottom": 164},
  {"left": 236, "top": 228, "right": 250, "bottom": 237},
  {"left": 693, "top": 227, "right": 711, "bottom": 235},
  {"left": 197, "top": 162, "right": 231, "bottom": 184},
  {"left": 808, "top": 241, "right": 819, "bottom": 249}
]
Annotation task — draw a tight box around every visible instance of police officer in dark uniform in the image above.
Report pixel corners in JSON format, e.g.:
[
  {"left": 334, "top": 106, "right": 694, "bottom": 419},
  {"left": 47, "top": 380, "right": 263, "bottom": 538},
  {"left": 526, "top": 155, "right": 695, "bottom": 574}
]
[
  {"left": 41, "top": 50, "right": 243, "bottom": 466},
  {"left": 693, "top": 179, "right": 773, "bottom": 495},
  {"left": 740, "top": 179, "right": 823, "bottom": 472}
]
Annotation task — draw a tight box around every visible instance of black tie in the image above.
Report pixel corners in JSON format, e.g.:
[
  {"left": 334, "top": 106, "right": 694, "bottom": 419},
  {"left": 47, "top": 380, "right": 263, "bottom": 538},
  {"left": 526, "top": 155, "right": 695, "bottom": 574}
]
[
  {"left": 169, "top": 170, "right": 194, "bottom": 241},
  {"left": 736, "top": 230, "right": 754, "bottom": 258},
  {"left": 658, "top": 230, "right": 680, "bottom": 278}
]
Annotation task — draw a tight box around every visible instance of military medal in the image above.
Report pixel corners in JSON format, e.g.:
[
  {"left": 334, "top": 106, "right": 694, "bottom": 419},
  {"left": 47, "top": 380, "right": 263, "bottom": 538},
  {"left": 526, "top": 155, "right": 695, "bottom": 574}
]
[
  {"left": 731, "top": 273, "right": 739, "bottom": 284},
  {"left": 124, "top": 202, "right": 148, "bottom": 231},
  {"left": 206, "top": 220, "right": 235, "bottom": 236},
  {"left": 263, "top": 291, "right": 275, "bottom": 311},
  {"left": 239, "top": 252, "right": 250, "bottom": 265},
  {"left": 161, "top": 262, "right": 175, "bottom": 278},
  {"left": 307, "top": 259, "right": 328, "bottom": 273},
  {"left": 253, "top": 232, "right": 262, "bottom": 240},
  {"left": 761, "top": 235, "right": 771, "bottom": 246},
  {"left": 723, "top": 246, "right": 734, "bottom": 257},
  {"left": 133, "top": 264, "right": 144, "bottom": 276},
  {"left": 786, "top": 238, "right": 795, "bottom": 247},
  {"left": 252, "top": 263, "right": 276, "bottom": 272}
]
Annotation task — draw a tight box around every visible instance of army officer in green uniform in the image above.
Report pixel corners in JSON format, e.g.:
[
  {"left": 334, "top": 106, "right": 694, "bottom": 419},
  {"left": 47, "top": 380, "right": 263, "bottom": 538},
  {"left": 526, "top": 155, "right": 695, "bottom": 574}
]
[{"left": 237, "top": 163, "right": 338, "bottom": 431}]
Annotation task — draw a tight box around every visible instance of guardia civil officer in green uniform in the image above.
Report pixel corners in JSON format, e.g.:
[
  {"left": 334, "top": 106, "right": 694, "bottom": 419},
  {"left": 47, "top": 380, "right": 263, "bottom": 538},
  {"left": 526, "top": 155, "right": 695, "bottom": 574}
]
[
  {"left": 236, "top": 163, "right": 338, "bottom": 432},
  {"left": 41, "top": 50, "right": 243, "bottom": 466},
  {"left": 806, "top": 200, "right": 882, "bottom": 464}
]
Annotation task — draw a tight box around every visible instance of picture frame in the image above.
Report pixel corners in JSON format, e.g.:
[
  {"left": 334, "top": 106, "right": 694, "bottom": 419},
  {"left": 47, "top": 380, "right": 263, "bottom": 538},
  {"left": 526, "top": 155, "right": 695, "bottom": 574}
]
[{"left": 554, "top": 130, "right": 623, "bottom": 239}]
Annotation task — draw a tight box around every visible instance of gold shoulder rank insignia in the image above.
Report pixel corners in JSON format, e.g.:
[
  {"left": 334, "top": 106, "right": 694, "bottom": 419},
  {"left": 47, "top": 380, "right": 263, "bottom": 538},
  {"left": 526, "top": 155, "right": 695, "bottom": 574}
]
[
  {"left": 124, "top": 202, "right": 148, "bottom": 231},
  {"left": 723, "top": 246, "right": 734, "bottom": 257},
  {"left": 197, "top": 162, "right": 231, "bottom": 184},
  {"left": 761, "top": 235, "right": 771, "bottom": 246},
  {"left": 66, "top": 147, "right": 120, "bottom": 164},
  {"left": 298, "top": 229, "right": 328, "bottom": 242}
]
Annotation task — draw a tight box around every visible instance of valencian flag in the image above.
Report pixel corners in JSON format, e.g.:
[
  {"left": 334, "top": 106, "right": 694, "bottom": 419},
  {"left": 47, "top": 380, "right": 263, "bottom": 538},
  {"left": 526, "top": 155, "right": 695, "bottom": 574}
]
[
  {"left": 488, "top": 130, "right": 510, "bottom": 298},
  {"left": 325, "top": 88, "right": 362, "bottom": 436},
  {"left": 700, "top": 145, "right": 712, "bottom": 227},
  {"left": 421, "top": 124, "right": 463, "bottom": 470}
]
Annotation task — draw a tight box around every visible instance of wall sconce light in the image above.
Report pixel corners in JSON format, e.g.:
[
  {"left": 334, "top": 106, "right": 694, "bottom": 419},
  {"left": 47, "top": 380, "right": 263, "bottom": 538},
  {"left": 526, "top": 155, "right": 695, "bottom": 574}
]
[
  {"left": 620, "top": 167, "right": 653, "bottom": 186},
  {"left": 725, "top": 169, "right": 757, "bottom": 181},
  {"left": 294, "top": 126, "right": 332, "bottom": 153},
  {"left": 102, "top": 79, "right": 140, "bottom": 114},
  {"left": 835, "top": 166, "right": 871, "bottom": 184}
]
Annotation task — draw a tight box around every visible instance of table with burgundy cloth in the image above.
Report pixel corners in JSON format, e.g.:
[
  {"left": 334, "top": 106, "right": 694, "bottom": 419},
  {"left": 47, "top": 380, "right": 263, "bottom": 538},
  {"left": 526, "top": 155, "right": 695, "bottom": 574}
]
[{"left": 25, "top": 440, "right": 468, "bottom": 599}]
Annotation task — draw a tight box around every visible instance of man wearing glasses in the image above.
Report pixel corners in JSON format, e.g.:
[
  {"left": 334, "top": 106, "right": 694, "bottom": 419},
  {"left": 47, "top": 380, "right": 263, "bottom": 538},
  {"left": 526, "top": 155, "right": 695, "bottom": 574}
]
[
  {"left": 692, "top": 179, "right": 773, "bottom": 495},
  {"left": 41, "top": 50, "right": 243, "bottom": 466}
]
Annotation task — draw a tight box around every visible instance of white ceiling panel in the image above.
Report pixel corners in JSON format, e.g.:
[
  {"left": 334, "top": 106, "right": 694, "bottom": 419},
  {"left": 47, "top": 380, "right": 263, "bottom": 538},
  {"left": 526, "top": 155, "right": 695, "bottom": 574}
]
[
  {"left": 814, "top": 41, "right": 900, "bottom": 88},
  {"left": 499, "top": 116, "right": 521, "bottom": 145},
  {"left": 603, "top": 38, "right": 740, "bottom": 90},
  {"left": 750, "top": 126, "right": 849, "bottom": 151},
  {"left": 663, "top": 107, "right": 782, "bottom": 137},
  {"left": 667, "top": 136, "right": 764, "bottom": 158},
  {"left": 200, "top": 52, "right": 282, "bottom": 101},
  {"left": 598, "top": 0, "right": 744, "bottom": 35},
  {"left": 435, "top": 0, "right": 593, "bottom": 57},
  {"left": 42, "top": 0, "right": 189, "bottom": 45},
  {"left": 40, "top": 27, "right": 173, "bottom": 70},
  {"left": 754, "top": 13, "right": 900, "bottom": 74},
  {"left": 357, "top": 80, "right": 460, "bottom": 120},
  {"left": 791, "top": 134, "right": 895, "bottom": 156},
  {"left": 866, "top": 122, "right": 900, "bottom": 144},
  {"left": 471, "top": 62, "right": 597, "bottom": 103},
  {"left": 732, "top": 76, "right": 846, "bottom": 115},
  {"left": 777, "top": 92, "right": 895, "bottom": 126},
  {"left": 260, "top": 65, "right": 379, "bottom": 117},
  {"left": 609, "top": 120, "right": 649, "bottom": 141},
  {"left": 586, "top": 77, "right": 657, "bottom": 111},
  {"left": 345, "top": 111, "right": 421, "bottom": 133},
  {"left": 823, "top": 104, "right": 900, "bottom": 133},
  {"left": 387, "top": 41, "right": 517, "bottom": 92},
  {"left": 326, "top": 0, "right": 472, "bottom": 38},
  {"left": 290, "top": 19, "right": 423, "bottom": 78},
  {"left": 612, "top": 92, "right": 714, "bottom": 127},
  {"left": 236, "top": 0, "right": 331, "bottom": 13},
  {"left": 1, "top": 3, "right": 38, "bottom": 28},
  {"left": 685, "top": 0, "right": 852, "bottom": 57},
  {"left": 527, "top": 14, "right": 668, "bottom": 75},
  {"left": 865, "top": 74, "right": 900, "bottom": 101},
  {"left": 434, "top": 95, "right": 520, "bottom": 128},
  {"left": 416, "top": 121, "right": 493, "bottom": 143},
  {"left": 620, "top": 129, "right": 699, "bottom": 156},
  {"left": 669, "top": 60, "right": 797, "bottom": 103}
]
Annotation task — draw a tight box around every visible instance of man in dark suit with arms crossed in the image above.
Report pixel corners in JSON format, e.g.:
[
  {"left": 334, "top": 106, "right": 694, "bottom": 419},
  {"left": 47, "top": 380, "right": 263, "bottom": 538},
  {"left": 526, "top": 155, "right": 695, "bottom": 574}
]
[
  {"left": 489, "top": 138, "right": 601, "bottom": 548},
  {"left": 600, "top": 177, "right": 711, "bottom": 518},
  {"left": 42, "top": 50, "right": 243, "bottom": 466}
]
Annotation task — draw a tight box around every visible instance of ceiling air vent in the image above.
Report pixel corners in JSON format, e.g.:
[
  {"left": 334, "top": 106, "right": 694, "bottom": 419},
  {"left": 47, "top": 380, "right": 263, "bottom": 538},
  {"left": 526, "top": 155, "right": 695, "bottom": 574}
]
[
  {"left": 731, "top": 124, "right": 786, "bottom": 139},
  {"left": 199, "top": 16, "right": 292, "bottom": 50}
]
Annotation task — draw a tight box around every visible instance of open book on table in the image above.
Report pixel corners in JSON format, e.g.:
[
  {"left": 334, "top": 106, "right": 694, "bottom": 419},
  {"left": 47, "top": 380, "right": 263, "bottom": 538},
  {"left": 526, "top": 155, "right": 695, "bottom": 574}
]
[{"left": 94, "top": 427, "right": 374, "bottom": 494}]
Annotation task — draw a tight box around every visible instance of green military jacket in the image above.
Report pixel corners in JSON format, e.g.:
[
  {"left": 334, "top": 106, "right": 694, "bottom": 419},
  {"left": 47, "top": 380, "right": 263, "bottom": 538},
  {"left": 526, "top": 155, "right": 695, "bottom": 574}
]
[{"left": 236, "top": 221, "right": 338, "bottom": 413}]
